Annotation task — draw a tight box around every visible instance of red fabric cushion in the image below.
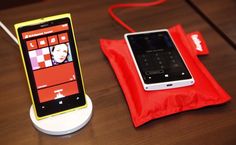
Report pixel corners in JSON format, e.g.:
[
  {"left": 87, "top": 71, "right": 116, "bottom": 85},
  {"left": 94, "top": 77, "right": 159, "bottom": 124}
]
[{"left": 100, "top": 25, "right": 231, "bottom": 127}]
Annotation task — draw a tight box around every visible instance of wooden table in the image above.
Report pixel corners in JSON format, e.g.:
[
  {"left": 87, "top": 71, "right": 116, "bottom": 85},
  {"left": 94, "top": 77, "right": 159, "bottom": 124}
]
[
  {"left": 188, "top": 0, "right": 236, "bottom": 48},
  {"left": 0, "top": 0, "right": 235, "bottom": 145}
]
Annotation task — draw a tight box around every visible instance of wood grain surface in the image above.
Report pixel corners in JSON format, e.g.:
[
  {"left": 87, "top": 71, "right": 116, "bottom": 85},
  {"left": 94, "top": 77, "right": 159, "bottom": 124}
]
[
  {"left": 188, "top": 0, "right": 236, "bottom": 48},
  {"left": 0, "top": 0, "right": 235, "bottom": 145}
]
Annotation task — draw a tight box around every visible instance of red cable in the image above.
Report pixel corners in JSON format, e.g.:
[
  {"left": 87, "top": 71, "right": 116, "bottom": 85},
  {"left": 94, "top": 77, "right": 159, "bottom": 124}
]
[{"left": 108, "top": 0, "right": 167, "bottom": 33}]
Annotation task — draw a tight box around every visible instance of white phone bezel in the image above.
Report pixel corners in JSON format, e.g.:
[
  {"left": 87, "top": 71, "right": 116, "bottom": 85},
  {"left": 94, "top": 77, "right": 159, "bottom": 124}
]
[{"left": 124, "top": 29, "right": 195, "bottom": 91}]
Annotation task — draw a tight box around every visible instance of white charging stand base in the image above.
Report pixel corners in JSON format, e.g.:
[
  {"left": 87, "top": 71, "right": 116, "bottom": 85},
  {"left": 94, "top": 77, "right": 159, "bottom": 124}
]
[{"left": 29, "top": 95, "right": 92, "bottom": 136}]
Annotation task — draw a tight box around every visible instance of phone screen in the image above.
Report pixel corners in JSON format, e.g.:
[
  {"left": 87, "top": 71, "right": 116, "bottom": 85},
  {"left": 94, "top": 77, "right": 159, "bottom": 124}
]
[
  {"left": 17, "top": 18, "right": 86, "bottom": 117},
  {"left": 126, "top": 31, "right": 192, "bottom": 84}
]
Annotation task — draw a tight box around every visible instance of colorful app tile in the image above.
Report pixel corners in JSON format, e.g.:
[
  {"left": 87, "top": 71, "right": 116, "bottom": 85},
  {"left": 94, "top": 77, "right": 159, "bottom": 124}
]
[
  {"left": 50, "top": 43, "right": 72, "bottom": 65},
  {"left": 58, "top": 33, "right": 69, "bottom": 43},
  {"left": 34, "top": 63, "right": 76, "bottom": 89},
  {"left": 29, "top": 47, "right": 52, "bottom": 70},
  {"left": 48, "top": 35, "right": 58, "bottom": 46},
  {"left": 38, "top": 81, "right": 79, "bottom": 103},
  {"left": 37, "top": 37, "right": 48, "bottom": 48},
  {"left": 26, "top": 40, "right": 38, "bottom": 50}
]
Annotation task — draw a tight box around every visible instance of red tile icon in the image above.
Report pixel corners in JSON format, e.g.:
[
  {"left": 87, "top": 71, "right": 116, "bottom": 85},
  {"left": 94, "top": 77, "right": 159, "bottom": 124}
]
[
  {"left": 58, "top": 33, "right": 69, "bottom": 43},
  {"left": 26, "top": 40, "right": 38, "bottom": 50},
  {"left": 38, "top": 81, "right": 79, "bottom": 103},
  {"left": 37, "top": 37, "right": 48, "bottom": 48},
  {"left": 48, "top": 35, "right": 59, "bottom": 45}
]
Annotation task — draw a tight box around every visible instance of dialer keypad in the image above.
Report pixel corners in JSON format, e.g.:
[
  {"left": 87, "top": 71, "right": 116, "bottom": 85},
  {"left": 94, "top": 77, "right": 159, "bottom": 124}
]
[{"left": 137, "top": 50, "right": 181, "bottom": 77}]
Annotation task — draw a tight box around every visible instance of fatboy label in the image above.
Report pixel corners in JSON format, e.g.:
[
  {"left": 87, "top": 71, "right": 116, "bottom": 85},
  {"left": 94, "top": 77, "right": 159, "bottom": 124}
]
[
  {"left": 188, "top": 32, "right": 209, "bottom": 55},
  {"left": 191, "top": 34, "right": 203, "bottom": 52}
]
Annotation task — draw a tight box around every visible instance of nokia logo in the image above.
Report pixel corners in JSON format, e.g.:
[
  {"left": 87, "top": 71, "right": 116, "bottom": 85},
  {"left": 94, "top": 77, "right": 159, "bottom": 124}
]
[{"left": 40, "top": 23, "right": 49, "bottom": 27}]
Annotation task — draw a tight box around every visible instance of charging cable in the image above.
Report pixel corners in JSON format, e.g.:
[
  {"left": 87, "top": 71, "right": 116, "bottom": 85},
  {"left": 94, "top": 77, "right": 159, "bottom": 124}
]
[
  {"left": 108, "top": 0, "right": 166, "bottom": 33},
  {"left": 0, "top": 21, "right": 18, "bottom": 45},
  {"left": 1, "top": 0, "right": 167, "bottom": 44}
]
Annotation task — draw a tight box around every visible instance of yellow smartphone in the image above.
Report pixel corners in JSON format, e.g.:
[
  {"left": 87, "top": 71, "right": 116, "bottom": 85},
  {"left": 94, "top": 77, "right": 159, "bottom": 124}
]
[{"left": 15, "top": 13, "right": 87, "bottom": 120}]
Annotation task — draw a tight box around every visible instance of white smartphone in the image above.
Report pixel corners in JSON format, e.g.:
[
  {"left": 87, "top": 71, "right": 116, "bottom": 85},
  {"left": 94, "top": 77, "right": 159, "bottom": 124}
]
[{"left": 124, "top": 29, "right": 194, "bottom": 91}]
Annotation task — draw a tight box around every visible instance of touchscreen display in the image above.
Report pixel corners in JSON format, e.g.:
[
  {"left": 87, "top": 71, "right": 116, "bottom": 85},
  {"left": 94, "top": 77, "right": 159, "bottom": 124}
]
[
  {"left": 127, "top": 31, "right": 192, "bottom": 84},
  {"left": 22, "top": 23, "right": 78, "bottom": 103},
  {"left": 17, "top": 18, "right": 86, "bottom": 117}
]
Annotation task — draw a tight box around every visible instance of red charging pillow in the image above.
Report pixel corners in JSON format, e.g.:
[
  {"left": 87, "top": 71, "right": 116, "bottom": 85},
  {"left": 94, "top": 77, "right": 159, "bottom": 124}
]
[{"left": 100, "top": 25, "right": 231, "bottom": 127}]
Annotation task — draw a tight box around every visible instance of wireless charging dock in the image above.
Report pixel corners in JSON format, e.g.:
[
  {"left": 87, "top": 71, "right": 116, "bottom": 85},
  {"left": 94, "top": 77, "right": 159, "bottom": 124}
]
[{"left": 29, "top": 95, "right": 92, "bottom": 135}]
